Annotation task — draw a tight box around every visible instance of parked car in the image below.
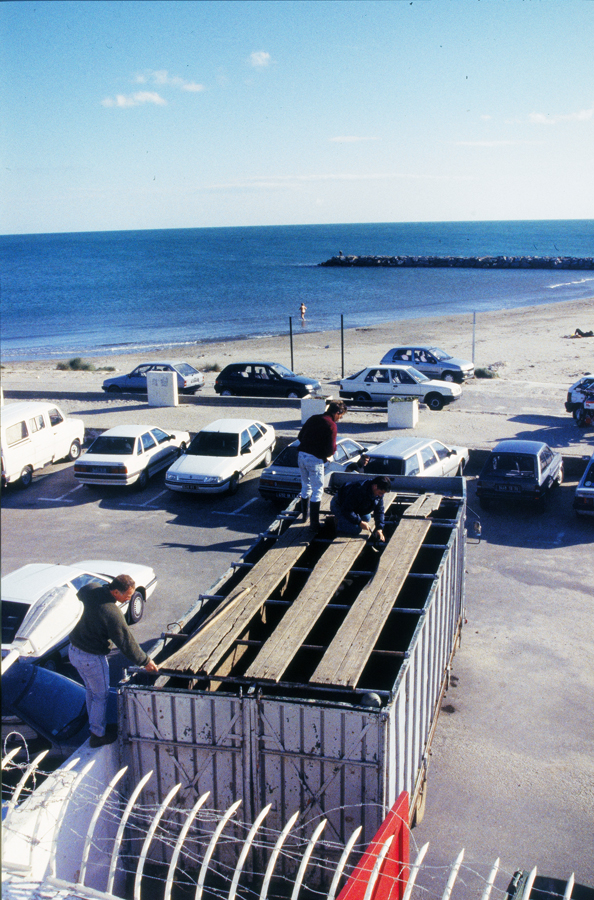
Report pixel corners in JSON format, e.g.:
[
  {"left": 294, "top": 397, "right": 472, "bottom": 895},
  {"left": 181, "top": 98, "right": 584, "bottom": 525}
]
[
  {"left": 165, "top": 418, "right": 276, "bottom": 495},
  {"left": 476, "top": 440, "right": 564, "bottom": 509},
  {"left": 339, "top": 365, "right": 461, "bottom": 410},
  {"left": 380, "top": 347, "right": 474, "bottom": 382},
  {"left": 214, "top": 362, "right": 321, "bottom": 398},
  {"left": 362, "top": 437, "right": 469, "bottom": 479},
  {"left": 564, "top": 374, "right": 594, "bottom": 414},
  {"left": 258, "top": 437, "right": 378, "bottom": 505},
  {"left": 102, "top": 361, "right": 205, "bottom": 395},
  {"left": 573, "top": 451, "right": 594, "bottom": 517},
  {"left": 1, "top": 401, "right": 85, "bottom": 488},
  {"left": 1, "top": 559, "right": 157, "bottom": 670},
  {"left": 73, "top": 424, "right": 190, "bottom": 489}
]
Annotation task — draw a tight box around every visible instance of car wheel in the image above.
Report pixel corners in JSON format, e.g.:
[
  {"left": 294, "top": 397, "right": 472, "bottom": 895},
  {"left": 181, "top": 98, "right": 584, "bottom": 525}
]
[
  {"left": 228, "top": 473, "right": 240, "bottom": 495},
  {"left": 20, "top": 466, "right": 33, "bottom": 488},
  {"left": 442, "top": 372, "right": 456, "bottom": 382},
  {"left": 135, "top": 468, "right": 149, "bottom": 491},
  {"left": 576, "top": 409, "right": 587, "bottom": 427},
  {"left": 67, "top": 439, "right": 81, "bottom": 461},
  {"left": 178, "top": 441, "right": 187, "bottom": 455},
  {"left": 221, "top": 389, "right": 233, "bottom": 396},
  {"left": 107, "top": 385, "right": 122, "bottom": 393},
  {"left": 286, "top": 391, "right": 300, "bottom": 399},
  {"left": 127, "top": 591, "right": 144, "bottom": 624},
  {"left": 260, "top": 449, "right": 273, "bottom": 468},
  {"left": 425, "top": 393, "right": 444, "bottom": 411},
  {"left": 355, "top": 392, "right": 371, "bottom": 403},
  {"left": 555, "top": 464, "right": 564, "bottom": 486}
]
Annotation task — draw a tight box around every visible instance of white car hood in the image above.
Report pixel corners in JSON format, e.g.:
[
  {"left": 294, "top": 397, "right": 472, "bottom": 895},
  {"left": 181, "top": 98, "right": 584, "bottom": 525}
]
[{"left": 168, "top": 453, "right": 237, "bottom": 479}]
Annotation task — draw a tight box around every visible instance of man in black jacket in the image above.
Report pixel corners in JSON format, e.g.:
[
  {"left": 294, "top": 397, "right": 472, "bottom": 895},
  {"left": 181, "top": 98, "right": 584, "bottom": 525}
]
[
  {"left": 297, "top": 400, "right": 347, "bottom": 528},
  {"left": 69, "top": 574, "right": 158, "bottom": 747},
  {"left": 330, "top": 476, "right": 391, "bottom": 541}
]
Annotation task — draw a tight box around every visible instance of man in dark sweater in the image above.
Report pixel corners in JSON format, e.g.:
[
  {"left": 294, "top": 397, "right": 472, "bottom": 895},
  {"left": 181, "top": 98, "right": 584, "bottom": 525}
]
[
  {"left": 330, "top": 476, "right": 391, "bottom": 540},
  {"left": 297, "top": 400, "right": 347, "bottom": 528},
  {"left": 69, "top": 574, "right": 158, "bottom": 747}
]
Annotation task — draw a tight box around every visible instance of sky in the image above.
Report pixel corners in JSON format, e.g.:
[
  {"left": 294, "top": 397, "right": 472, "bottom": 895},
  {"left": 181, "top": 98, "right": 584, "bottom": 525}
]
[{"left": 2, "top": 0, "right": 593, "bottom": 234}]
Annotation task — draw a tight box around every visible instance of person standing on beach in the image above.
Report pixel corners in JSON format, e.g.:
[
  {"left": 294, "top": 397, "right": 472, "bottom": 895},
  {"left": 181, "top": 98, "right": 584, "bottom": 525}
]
[
  {"left": 297, "top": 400, "right": 347, "bottom": 529},
  {"left": 300, "top": 302, "right": 307, "bottom": 322},
  {"left": 69, "top": 574, "right": 159, "bottom": 747}
]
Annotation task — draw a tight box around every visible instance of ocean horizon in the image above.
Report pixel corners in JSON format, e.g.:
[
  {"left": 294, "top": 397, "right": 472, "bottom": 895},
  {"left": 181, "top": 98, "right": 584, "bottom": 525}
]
[{"left": 2, "top": 220, "right": 593, "bottom": 363}]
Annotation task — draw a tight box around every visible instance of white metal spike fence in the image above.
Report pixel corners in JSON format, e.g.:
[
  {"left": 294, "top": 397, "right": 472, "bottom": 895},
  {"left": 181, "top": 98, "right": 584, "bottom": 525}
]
[{"left": 2, "top": 749, "right": 581, "bottom": 900}]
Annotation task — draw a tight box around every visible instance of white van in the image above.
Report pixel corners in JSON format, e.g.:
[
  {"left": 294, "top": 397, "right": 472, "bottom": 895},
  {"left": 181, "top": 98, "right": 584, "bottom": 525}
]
[{"left": 1, "top": 402, "right": 85, "bottom": 488}]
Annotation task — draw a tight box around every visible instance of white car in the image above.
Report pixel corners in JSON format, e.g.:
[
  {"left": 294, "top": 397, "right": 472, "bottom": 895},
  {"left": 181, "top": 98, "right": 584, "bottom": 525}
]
[
  {"left": 165, "top": 418, "right": 276, "bottom": 495},
  {"left": 363, "top": 437, "right": 469, "bottom": 478},
  {"left": 73, "top": 425, "right": 190, "bottom": 489},
  {"left": 258, "top": 437, "right": 378, "bottom": 505},
  {"left": 339, "top": 365, "right": 461, "bottom": 410},
  {"left": 1, "top": 559, "right": 157, "bottom": 670}
]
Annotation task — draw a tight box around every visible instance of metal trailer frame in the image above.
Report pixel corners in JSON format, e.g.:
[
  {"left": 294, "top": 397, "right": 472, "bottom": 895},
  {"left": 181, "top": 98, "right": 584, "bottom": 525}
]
[{"left": 118, "top": 476, "right": 466, "bottom": 886}]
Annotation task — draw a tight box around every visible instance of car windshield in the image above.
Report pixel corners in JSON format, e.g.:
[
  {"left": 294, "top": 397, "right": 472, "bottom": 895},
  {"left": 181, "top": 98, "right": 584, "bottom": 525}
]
[
  {"left": 429, "top": 348, "right": 451, "bottom": 360},
  {"left": 269, "top": 364, "right": 295, "bottom": 378},
  {"left": 88, "top": 436, "right": 136, "bottom": 455},
  {"left": 272, "top": 445, "right": 300, "bottom": 467},
  {"left": 487, "top": 454, "right": 535, "bottom": 476},
  {"left": 174, "top": 364, "right": 198, "bottom": 376},
  {"left": 187, "top": 431, "right": 239, "bottom": 457},
  {"left": 365, "top": 457, "right": 405, "bottom": 476},
  {"left": 346, "top": 369, "right": 366, "bottom": 381}
]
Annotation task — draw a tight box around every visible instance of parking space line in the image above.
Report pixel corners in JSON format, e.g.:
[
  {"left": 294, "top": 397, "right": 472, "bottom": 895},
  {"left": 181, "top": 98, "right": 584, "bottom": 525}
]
[
  {"left": 38, "top": 484, "right": 85, "bottom": 502},
  {"left": 215, "top": 497, "right": 260, "bottom": 517},
  {"left": 120, "top": 490, "right": 169, "bottom": 508}
]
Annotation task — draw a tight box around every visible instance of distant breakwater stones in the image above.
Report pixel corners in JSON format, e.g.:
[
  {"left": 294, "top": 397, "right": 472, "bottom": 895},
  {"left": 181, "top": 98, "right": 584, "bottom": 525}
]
[{"left": 320, "top": 254, "right": 594, "bottom": 270}]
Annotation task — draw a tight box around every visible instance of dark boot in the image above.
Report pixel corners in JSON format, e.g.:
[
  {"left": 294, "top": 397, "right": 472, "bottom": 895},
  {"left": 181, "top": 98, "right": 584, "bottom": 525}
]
[
  {"left": 300, "top": 497, "right": 309, "bottom": 521},
  {"left": 309, "top": 500, "right": 321, "bottom": 530}
]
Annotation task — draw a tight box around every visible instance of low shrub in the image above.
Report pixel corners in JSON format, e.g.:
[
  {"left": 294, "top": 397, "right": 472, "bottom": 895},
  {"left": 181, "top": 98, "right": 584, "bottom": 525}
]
[
  {"left": 474, "top": 367, "right": 498, "bottom": 379},
  {"left": 202, "top": 362, "right": 222, "bottom": 373},
  {"left": 56, "top": 357, "right": 95, "bottom": 371}
]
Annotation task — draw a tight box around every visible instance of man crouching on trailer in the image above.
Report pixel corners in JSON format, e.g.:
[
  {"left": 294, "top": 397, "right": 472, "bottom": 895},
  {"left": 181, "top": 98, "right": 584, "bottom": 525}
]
[{"left": 330, "top": 475, "right": 391, "bottom": 543}]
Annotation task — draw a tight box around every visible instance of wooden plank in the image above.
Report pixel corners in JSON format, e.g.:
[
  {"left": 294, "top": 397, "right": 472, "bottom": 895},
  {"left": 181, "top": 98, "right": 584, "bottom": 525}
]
[
  {"left": 310, "top": 494, "right": 440, "bottom": 688},
  {"left": 246, "top": 494, "right": 397, "bottom": 682},
  {"left": 164, "top": 498, "right": 331, "bottom": 676}
]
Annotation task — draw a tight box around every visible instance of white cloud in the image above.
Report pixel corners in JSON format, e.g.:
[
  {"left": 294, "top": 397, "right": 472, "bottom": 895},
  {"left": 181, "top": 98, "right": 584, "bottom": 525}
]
[
  {"left": 528, "top": 107, "right": 593, "bottom": 125},
  {"left": 101, "top": 91, "right": 166, "bottom": 108},
  {"left": 329, "top": 136, "right": 380, "bottom": 143},
  {"left": 249, "top": 51, "right": 272, "bottom": 68},
  {"left": 452, "top": 140, "right": 538, "bottom": 147},
  {"left": 131, "top": 69, "right": 205, "bottom": 92}
]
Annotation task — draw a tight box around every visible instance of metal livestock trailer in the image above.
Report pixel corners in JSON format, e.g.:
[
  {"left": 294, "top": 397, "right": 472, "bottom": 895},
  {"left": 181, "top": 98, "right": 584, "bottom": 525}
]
[{"left": 118, "top": 475, "right": 467, "bottom": 889}]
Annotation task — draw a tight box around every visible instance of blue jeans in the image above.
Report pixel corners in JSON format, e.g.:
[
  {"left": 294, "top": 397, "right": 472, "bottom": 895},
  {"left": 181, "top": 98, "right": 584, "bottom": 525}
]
[
  {"left": 298, "top": 451, "right": 325, "bottom": 503},
  {"left": 69, "top": 644, "right": 110, "bottom": 737},
  {"left": 330, "top": 496, "right": 371, "bottom": 536}
]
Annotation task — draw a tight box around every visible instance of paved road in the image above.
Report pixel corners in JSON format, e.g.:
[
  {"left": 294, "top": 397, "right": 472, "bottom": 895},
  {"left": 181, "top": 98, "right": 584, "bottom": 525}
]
[{"left": 2, "top": 427, "right": 592, "bottom": 891}]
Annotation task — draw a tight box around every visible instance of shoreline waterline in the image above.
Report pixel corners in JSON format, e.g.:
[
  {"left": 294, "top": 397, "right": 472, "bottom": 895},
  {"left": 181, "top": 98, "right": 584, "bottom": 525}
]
[{"left": 2, "top": 296, "right": 593, "bottom": 370}]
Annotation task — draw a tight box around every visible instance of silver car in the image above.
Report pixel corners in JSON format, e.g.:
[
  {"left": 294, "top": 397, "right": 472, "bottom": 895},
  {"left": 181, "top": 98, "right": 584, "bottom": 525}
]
[
  {"left": 258, "top": 437, "right": 377, "bottom": 505},
  {"left": 380, "top": 347, "right": 474, "bottom": 382},
  {"left": 362, "top": 437, "right": 469, "bottom": 479}
]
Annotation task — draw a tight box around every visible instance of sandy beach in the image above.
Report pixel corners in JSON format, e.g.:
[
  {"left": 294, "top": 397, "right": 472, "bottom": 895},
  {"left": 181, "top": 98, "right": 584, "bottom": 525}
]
[{"left": 2, "top": 298, "right": 593, "bottom": 455}]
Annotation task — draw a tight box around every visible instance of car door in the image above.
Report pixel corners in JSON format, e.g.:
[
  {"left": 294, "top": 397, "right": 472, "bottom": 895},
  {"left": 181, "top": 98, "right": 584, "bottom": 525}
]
[
  {"left": 247, "top": 422, "right": 268, "bottom": 466},
  {"left": 363, "top": 368, "right": 393, "bottom": 401},
  {"left": 140, "top": 430, "right": 159, "bottom": 475},
  {"left": 239, "top": 428, "right": 257, "bottom": 473},
  {"left": 418, "top": 444, "right": 441, "bottom": 477},
  {"left": 28, "top": 412, "right": 55, "bottom": 467},
  {"left": 151, "top": 427, "right": 180, "bottom": 467},
  {"left": 391, "top": 369, "right": 423, "bottom": 400},
  {"left": 432, "top": 441, "right": 458, "bottom": 476},
  {"left": 125, "top": 365, "right": 152, "bottom": 392}
]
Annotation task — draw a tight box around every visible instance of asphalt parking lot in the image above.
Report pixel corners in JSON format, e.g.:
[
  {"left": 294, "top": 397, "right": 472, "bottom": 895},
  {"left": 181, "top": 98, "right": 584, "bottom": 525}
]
[{"left": 1, "top": 429, "right": 593, "bottom": 889}]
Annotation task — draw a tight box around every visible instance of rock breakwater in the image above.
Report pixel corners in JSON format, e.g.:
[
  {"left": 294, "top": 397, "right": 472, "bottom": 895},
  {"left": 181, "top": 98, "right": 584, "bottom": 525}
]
[{"left": 320, "top": 254, "right": 594, "bottom": 269}]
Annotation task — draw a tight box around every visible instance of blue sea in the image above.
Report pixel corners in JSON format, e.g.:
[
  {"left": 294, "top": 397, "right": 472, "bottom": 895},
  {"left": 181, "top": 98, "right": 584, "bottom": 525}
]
[{"left": 1, "top": 221, "right": 593, "bottom": 363}]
